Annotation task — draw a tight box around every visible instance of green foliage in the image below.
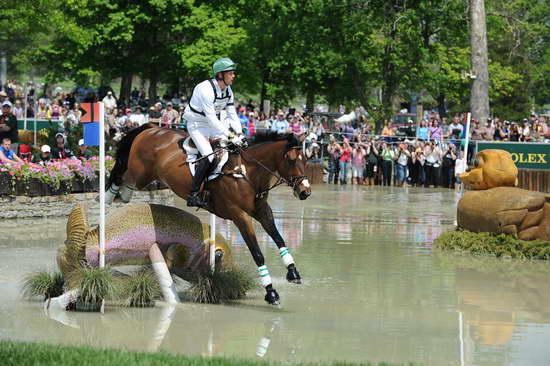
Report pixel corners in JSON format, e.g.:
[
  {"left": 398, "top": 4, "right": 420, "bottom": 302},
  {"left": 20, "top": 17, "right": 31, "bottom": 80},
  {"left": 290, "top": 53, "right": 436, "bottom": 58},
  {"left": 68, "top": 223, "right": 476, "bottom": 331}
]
[
  {"left": 71, "top": 265, "right": 115, "bottom": 304},
  {"left": 189, "top": 266, "right": 256, "bottom": 304},
  {"left": 434, "top": 229, "right": 550, "bottom": 260},
  {"left": 6, "top": 0, "right": 550, "bottom": 116},
  {"left": 21, "top": 270, "right": 65, "bottom": 300},
  {"left": 118, "top": 268, "right": 161, "bottom": 307},
  {"left": 1, "top": 340, "right": 422, "bottom": 366}
]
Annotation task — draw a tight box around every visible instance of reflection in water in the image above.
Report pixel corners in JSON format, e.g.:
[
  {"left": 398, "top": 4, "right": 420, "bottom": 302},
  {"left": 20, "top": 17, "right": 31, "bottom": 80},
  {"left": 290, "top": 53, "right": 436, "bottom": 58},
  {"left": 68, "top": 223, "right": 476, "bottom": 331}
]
[{"left": 2, "top": 186, "right": 550, "bottom": 365}]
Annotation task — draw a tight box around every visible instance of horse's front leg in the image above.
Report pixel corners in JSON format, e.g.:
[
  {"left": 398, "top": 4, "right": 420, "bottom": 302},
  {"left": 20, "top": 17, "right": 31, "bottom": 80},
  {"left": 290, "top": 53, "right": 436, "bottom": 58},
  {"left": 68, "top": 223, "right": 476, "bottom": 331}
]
[
  {"left": 232, "top": 212, "right": 280, "bottom": 305},
  {"left": 253, "top": 200, "right": 301, "bottom": 284}
]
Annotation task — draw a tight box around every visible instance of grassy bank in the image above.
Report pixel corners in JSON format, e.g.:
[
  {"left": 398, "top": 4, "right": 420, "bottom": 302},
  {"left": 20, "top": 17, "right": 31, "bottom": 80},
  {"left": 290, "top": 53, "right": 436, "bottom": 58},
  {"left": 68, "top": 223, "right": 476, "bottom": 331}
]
[
  {"left": 1, "top": 340, "right": 419, "bottom": 366},
  {"left": 434, "top": 230, "right": 550, "bottom": 260}
]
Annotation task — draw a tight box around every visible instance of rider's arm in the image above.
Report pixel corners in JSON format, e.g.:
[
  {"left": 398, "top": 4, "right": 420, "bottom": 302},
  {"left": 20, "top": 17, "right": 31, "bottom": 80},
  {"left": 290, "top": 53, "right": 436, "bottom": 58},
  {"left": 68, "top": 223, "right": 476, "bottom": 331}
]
[
  {"left": 199, "top": 86, "right": 230, "bottom": 136},
  {"left": 225, "top": 91, "right": 243, "bottom": 134}
]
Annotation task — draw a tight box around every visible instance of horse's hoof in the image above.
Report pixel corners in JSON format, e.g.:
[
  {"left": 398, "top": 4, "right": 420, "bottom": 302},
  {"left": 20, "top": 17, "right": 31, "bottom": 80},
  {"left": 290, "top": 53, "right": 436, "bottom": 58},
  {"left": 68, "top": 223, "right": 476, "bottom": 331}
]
[
  {"left": 265, "top": 289, "right": 280, "bottom": 305},
  {"left": 286, "top": 267, "right": 302, "bottom": 284}
]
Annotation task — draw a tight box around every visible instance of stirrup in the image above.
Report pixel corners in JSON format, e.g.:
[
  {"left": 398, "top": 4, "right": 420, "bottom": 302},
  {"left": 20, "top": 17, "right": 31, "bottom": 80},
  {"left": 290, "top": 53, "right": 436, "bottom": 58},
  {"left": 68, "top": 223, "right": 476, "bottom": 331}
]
[{"left": 186, "top": 191, "right": 209, "bottom": 208}]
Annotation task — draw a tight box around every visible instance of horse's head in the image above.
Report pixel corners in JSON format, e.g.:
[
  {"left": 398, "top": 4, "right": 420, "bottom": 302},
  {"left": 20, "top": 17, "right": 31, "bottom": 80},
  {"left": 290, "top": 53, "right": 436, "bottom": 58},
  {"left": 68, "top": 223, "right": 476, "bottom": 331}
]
[{"left": 279, "top": 146, "right": 311, "bottom": 200}]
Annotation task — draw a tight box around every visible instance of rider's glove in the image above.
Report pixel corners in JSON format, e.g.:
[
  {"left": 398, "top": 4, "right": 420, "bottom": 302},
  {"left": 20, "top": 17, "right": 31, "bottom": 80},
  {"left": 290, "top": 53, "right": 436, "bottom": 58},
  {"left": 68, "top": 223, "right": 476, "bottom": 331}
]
[{"left": 229, "top": 133, "right": 246, "bottom": 148}]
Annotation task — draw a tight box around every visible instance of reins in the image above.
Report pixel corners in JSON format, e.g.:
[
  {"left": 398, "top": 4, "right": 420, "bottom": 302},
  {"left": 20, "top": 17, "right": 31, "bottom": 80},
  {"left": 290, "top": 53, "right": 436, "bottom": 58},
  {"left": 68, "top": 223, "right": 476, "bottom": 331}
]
[{"left": 237, "top": 146, "right": 307, "bottom": 200}]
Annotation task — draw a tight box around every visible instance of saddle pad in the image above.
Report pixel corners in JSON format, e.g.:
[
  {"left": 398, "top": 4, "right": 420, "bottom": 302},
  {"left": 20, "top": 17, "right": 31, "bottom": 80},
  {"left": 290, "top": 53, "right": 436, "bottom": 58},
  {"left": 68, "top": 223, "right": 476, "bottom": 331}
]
[{"left": 183, "top": 136, "right": 229, "bottom": 181}]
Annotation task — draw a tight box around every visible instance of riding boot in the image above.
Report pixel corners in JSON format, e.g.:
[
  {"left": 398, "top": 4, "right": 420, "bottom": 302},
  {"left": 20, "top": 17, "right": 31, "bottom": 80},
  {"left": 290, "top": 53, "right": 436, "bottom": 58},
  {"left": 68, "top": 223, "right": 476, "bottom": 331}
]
[{"left": 187, "top": 158, "right": 213, "bottom": 208}]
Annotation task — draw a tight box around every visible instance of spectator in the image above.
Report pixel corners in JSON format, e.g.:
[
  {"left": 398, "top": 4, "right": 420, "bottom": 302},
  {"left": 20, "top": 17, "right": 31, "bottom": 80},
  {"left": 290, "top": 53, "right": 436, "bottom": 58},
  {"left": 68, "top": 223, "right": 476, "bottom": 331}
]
[
  {"left": 0, "top": 90, "right": 8, "bottom": 106},
  {"left": 50, "top": 99, "right": 61, "bottom": 120},
  {"left": 448, "top": 117, "right": 463, "bottom": 140},
  {"left": 18, "top": 144, "right": 32, "bottom": 163},
  {"left": 246, "top": 112, "right": 256, "bottom": 136},
  {"left": 238, "top": 107, "right": 249, "bottom": 134},
  {"left": 51, "top": 133, "right": 75, "bottom": 159},
  {"left": 102, "top": 91, "right": 117, "bottom": 115},
  {"left": 0, "top": 101, "right": 19, "bottom": 152},
  {"left": 161, "top": 102, "right": 179, "bottom": 128},
  {"left": 311, "top": 120, "right": 325, "bottom": 140},
  {"left": 13, "top": 99, "right": 24, "bottom": 119},
  {"left": 0, "top": 137, "right": 24, "bottom": 165},
  {"left": 351, "top": 142, "right": 366, "bottom": 185},
  {"left": 305, "top": 137, "right": 321, "bottom": 161},
  {"left": 339, "top": 138, "right": 352, "bottom": 185},
  {"left": 417, "top": 120, "right": 429, "bottom": 141},
  {"left": 428, "top": 119, "right": 442, "bottom": 141},
  {"left": 509, "top": 123, "right": 521, "bottom": 141},
  {"left": 454, "top": 150, "right": 467, "bottom": 191},
  {"left": 271, "top": 111, "right": 289, "bottom": 134},
  {"left": 379, "top": 142, "right": 394, "bottom": 186},
  {"left": 289, "top": 115, "right": 303, "bottom": 135},
  {"left": 77, "top": 139, "right": 93, "bottom": 160},
  {"left": 327, "top": 135, "right": 341, "bottom": 184},
  {"left": 423, "top": 141, "right": 442, "bottom": 188},
  {"left": 36, "top": 99, "right": 51, "bottom": 119},
  {"left": 34, "top": 145, "right": 52, "bottom": 165},
  {"left": 364, "top": 140, "right": 378, "bottom": 186},
  {"left": 441, "top": 143, "right": 457, "bottom": 188},
  {"left": 394, "top": 143, "right": 410, "bottom": 187},
  {"left": 130, "top": 106, "right": 147, "bottom": 126},
  {"left": 408, "top": 148, "right": 424, "bottom": 187},
  {"left": 480, "top": 120, "right": 495, "bottom": 141},
  {"left": 149, "top": 103, "right": 162, "bottom": 124}
]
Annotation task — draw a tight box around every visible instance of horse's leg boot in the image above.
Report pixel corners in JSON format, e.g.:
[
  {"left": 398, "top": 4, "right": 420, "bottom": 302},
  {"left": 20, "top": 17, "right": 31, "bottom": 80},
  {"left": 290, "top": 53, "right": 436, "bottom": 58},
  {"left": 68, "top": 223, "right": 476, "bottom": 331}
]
[
  {"left": 286, "top": 264, "right": 302, "bottom": 284},
  {"left": 104, "top": 184, "right": 120, "bottom": 204},
  {"left": 264, "top": 287, "right": 280, "bottom": 306},
  {"left": 119, "top": 184, "right": 136, "bottom": 203}
]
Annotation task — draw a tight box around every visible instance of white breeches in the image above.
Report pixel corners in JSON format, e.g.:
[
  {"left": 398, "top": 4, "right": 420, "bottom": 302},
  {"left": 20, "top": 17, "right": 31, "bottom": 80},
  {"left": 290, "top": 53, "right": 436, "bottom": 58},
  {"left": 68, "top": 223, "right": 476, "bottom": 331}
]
[{"left": 188, "top": 124, "right": 223, "bottom": 163}]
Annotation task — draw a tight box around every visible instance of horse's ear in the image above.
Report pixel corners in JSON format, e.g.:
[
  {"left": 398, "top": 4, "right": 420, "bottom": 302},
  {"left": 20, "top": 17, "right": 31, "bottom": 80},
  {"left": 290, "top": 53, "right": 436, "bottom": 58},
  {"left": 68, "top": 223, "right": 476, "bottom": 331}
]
[{"left": 297, "top": 134, "right": 306, "bottom": 143}]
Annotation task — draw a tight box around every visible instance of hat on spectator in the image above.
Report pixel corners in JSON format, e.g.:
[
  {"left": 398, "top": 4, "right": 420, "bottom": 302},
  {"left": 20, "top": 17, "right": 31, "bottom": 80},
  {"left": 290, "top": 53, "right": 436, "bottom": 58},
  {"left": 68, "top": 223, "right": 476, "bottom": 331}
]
[
  {"left": 55, "top": 133, "right": 65, "bottom": 141},
  {"left": 19, "top": 144, "right": 31, "bottom": 154},
  {"left": 0, "top": 91, "right": 7, "bottom": 97},
  {"left": 41, "top": 145, "right": 51, "bottom": 153},
  {"left": 2, "top": 100, "right": 12, "bottom": 108},
  {"left": 126, "top": 108, "right": 132, "bottom": 113},
  {"left": 107, "top": 91, "right": 112, "bottom": 95},
  {"left": 78, "top": 139, "right": 85, "bottom": 146},
  {"left": 239, "top": 107, "right": 246, "bottom": 112}
]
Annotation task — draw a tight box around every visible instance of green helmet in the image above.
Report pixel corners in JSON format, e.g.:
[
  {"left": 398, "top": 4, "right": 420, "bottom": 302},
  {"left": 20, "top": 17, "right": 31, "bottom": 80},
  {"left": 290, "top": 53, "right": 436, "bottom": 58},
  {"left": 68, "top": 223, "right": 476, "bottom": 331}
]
[{"left": 211, "top": 58, "right": 237, "bottom": 78}]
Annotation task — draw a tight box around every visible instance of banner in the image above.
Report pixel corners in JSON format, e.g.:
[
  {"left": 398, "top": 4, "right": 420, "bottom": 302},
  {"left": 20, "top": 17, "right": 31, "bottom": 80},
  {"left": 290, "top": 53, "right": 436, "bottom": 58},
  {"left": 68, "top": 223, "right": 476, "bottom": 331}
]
[{"left": 476, "top": 141, "right": 550, "bottom": 170}]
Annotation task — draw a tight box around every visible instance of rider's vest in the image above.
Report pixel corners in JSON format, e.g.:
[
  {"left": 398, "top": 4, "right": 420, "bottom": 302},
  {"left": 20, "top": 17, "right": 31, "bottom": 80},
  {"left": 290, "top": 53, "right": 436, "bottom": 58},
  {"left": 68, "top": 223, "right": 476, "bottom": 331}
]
[{"left": 189, "top": 80, "right": 234, "bottom": 119}]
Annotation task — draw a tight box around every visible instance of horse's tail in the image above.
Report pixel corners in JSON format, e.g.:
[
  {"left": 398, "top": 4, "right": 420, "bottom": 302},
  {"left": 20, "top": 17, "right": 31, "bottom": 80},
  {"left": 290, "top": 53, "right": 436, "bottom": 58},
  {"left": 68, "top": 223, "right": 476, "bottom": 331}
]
[{"left": 107, "top": 123, "right": 154, "bottom": 189}]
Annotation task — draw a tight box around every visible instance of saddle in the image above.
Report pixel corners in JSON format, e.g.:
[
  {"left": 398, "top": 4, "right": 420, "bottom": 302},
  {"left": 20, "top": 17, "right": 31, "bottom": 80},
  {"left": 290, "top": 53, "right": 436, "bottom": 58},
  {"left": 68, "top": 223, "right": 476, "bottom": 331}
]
[{"left": 181, "top": 136, "right": 246, "bottom": 181}]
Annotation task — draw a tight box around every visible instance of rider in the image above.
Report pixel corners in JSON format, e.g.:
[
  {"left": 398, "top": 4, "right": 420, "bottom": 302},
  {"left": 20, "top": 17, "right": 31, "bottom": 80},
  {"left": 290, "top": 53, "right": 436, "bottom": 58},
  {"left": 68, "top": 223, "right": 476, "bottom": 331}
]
[{"left": 183, "top": 57, "right": 246, "bottom": 208}]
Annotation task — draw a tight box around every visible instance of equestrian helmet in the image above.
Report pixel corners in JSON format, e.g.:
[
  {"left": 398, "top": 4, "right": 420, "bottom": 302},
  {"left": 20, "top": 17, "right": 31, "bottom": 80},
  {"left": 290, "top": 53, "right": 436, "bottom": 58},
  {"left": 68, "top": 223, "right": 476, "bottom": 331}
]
[{"left": 211, "top": 58, "right": 237, "bottom": 77}]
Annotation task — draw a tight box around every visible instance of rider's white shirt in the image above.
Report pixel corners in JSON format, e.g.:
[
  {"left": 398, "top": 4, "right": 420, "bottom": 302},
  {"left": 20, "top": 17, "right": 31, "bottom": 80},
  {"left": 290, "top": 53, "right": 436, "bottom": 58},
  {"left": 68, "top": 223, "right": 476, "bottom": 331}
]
[{"left": 183, "top": 79, "right": 242, "bottom": 138}]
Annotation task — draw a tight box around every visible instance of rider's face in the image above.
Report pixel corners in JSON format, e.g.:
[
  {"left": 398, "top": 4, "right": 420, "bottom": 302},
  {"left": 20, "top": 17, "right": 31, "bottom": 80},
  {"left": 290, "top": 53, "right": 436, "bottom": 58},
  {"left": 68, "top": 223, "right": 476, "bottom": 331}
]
[{"left": 223, "top": 71, "right": 236, "bottom": 86}]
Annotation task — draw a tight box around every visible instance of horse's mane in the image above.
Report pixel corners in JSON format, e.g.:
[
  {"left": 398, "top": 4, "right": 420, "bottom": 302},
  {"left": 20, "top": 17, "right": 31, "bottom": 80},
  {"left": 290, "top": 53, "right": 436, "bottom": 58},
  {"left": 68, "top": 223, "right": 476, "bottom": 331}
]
[{"left": 247, "top": 131, "right": 301, "bottom": 150}]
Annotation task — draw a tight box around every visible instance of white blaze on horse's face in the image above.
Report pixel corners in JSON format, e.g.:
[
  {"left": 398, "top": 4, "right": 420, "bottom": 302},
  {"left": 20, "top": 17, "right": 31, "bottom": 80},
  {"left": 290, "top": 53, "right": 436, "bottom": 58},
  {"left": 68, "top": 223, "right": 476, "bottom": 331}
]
[{"left": 284, "top": 148, "right": 311, "bottom": 201}]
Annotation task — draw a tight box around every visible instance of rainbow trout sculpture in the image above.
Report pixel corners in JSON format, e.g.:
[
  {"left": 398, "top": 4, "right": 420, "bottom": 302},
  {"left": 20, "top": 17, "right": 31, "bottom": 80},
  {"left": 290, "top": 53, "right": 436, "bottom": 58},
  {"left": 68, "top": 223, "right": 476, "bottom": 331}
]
[{"left": 52, "top": 203, "right": 232, "bottom": 308}]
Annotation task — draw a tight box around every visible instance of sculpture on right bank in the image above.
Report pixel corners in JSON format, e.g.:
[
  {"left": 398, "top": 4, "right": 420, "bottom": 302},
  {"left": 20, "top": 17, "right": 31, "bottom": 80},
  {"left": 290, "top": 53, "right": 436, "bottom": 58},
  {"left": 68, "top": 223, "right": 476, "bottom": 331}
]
[{"left": 457, "top": 149, "right": 550, "bottom": 241}]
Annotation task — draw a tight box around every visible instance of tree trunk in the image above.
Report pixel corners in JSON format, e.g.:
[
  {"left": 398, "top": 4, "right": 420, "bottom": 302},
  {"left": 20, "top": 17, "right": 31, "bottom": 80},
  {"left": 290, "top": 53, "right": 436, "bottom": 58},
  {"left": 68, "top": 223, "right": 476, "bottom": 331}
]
[
  {"left": 437, "top": 93, "right": 447, "bottom": 118},
  {"left": 306, "top": 89, "right": 315, "bottom": 114},
  {"left": 469, "top": 0, "right": 490, "bottom": 124},
  {"left": 148, "top": 73, "right": 158, "bottom": 102},
  {"left": 119, "top": 73, "right": 133, "bottom": 105}
]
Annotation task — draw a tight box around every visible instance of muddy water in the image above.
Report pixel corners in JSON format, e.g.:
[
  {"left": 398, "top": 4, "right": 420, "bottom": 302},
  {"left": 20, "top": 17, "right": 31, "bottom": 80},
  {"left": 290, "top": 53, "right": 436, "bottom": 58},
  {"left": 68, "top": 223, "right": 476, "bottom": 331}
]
[{"left": 1, "top": 185, "right": 549, "bottom": 366}]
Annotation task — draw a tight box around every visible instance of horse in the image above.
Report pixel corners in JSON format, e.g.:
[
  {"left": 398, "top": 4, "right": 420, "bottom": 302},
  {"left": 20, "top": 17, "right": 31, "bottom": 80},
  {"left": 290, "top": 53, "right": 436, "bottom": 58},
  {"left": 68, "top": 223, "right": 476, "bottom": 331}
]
[{"left": 106, "top": 124, "right": 312, "bottom": 305}]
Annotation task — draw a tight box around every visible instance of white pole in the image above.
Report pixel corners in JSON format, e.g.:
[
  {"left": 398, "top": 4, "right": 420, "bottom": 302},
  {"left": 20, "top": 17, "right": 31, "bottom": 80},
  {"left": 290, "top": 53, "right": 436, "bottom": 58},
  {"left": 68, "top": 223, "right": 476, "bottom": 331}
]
[
  {"left": 459, "top": 311, "right": 465, "bottom": 366},
  {"left": 209, "top": 213, "right": 216, "bottom": 272},
  {"left": 99, "top": 102, "right": 106, "bottom": 268},
  {"left": 463, "top": 113, "right": 471, "bottom": 166}
]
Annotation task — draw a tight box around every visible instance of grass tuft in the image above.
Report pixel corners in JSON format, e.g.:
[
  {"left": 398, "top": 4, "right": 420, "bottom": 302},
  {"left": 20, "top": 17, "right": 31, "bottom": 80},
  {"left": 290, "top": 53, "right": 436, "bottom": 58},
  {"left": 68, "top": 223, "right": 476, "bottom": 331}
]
[
  {"left": 119, "top": 268, "right": 161, "bottom": 307},
  {"left": 21, "top": 271, "right": 65, "bottom": 300},
  {"left": 434, "top": 229, "right": 550, "bottom": 260},
  {"left": 70, "top": 265, "right": 115, "bottom": 304},
  {"left": 189, "top": 266, "right": 256, "bottom": 304}
]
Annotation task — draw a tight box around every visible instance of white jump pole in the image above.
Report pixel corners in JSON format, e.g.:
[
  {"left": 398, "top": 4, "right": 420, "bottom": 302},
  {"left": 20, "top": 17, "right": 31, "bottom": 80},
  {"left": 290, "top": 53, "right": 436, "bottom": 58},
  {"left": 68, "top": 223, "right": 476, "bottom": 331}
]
[
  {"left": 209, "top": 214, "right": 216, "bottom": 272},
  {"left": 99, "top": 102, "right": 106, "bottom": 269},
  {"left": 463, "top": 113, "right": 471, "bottom": 167}
]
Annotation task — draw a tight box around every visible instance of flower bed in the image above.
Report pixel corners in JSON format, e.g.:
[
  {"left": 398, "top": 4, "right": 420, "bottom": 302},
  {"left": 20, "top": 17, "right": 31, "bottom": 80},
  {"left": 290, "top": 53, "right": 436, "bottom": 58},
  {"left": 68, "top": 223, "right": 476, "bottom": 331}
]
[{"left": 0, "top": 157, "right": 113, "bottom": 196}]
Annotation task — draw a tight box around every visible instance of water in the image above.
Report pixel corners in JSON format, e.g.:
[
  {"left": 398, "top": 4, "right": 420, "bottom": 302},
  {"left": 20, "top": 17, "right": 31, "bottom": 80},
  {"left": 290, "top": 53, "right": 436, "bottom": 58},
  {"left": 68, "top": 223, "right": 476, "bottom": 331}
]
[{"left": 1, "top": 185, "right": 549, "bottom": 365}]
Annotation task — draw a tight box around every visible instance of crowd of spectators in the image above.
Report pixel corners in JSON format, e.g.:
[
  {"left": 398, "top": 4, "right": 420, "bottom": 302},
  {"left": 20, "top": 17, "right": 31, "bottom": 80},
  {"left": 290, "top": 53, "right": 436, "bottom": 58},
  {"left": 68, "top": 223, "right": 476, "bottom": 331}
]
[{"left": 1, "top": 79, "right": 548, "bottom": 190}]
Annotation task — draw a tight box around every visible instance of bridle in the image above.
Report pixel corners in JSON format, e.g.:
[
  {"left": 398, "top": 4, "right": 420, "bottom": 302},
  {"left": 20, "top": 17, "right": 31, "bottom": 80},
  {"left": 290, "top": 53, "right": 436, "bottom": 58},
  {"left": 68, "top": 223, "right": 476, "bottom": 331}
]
[{"left": 237, "top": 146, "right": 308, "bottom": 200}]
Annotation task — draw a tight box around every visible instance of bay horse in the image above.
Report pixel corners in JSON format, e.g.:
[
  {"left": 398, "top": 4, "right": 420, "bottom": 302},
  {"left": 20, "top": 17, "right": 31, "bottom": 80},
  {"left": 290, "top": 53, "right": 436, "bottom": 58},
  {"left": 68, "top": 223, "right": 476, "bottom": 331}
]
[{"left": 107, "top": 124, "right": 312, "bottom": 305}]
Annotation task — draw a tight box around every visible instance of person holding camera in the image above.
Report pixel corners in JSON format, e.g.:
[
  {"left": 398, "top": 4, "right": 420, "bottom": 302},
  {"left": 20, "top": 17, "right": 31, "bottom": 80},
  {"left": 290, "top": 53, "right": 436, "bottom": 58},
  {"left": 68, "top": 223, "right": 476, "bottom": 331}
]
[
  {"left": 351, "top": 142, "right": 366, "bottom": 185},
  {"left": 394, "top": 144, "right": 410, "bottom": 187},
  {"left": 380, "top": 142, "right": 395, "bottom": 186},
  {"left": 364, "top": 140, "right": 378, "bottom": 186},
  {"left": 327, "top": 135, "right": 341, "bottom": 184},
  {"left": 423, "top": 141, "right": 442, "bottom": 188},
  {"left": 441, "top": 143, "right": 457, "bottom": 188}
]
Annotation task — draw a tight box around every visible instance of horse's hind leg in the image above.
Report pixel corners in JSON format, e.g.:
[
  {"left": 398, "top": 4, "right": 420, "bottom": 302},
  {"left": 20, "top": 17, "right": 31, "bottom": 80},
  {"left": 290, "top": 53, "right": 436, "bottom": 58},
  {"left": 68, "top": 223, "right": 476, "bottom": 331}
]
[
  {"left": 118, "top": 160, "right": 153, "bottom": 203},
  {"left": 253, "top": 201, "right": 301, "bottom": 284},
  {"left": 232, "top": 212, "right": 280, "bottom": 305}
]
